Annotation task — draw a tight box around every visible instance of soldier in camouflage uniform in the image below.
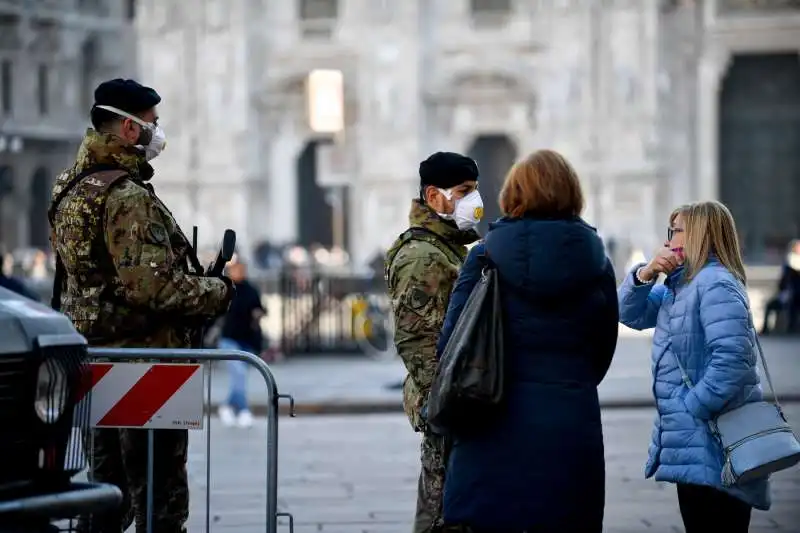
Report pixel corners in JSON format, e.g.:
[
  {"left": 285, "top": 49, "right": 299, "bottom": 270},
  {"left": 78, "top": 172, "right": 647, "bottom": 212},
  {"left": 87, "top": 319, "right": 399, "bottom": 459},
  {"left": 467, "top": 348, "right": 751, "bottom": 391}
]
[
  {"left": 49, "top": 79, "right": 233, "bottom": 533},
  {"left": 385, "top": 152, "right": 484, "bottom": 533}
]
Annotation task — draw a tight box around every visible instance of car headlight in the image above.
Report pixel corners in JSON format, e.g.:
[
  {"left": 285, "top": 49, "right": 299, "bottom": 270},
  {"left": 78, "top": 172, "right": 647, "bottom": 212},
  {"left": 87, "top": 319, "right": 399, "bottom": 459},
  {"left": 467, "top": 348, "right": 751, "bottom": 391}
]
[{"left": 34, "top": 359, "right": 68, "bottom": 424}]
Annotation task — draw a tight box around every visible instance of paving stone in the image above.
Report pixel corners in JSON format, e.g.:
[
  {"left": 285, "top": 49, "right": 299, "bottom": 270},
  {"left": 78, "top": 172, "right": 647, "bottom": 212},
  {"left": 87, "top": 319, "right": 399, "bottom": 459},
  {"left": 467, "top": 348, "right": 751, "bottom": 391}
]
[{"left": 179, "top": 406, "right": 800, "bottom": 532}]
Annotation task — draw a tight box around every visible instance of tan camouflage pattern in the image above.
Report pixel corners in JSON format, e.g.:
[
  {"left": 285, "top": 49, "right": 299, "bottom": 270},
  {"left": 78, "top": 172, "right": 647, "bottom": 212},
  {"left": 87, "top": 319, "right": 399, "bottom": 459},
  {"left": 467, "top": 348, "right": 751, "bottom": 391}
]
[
  {"left": 385, "top": 200, "right": 478, "bottom": 533},
  {"left": 53, "top": 129, "right": 229, "bottom": 533},
  {"left": 414, "top": 433, "right": 451, "bottom": 533},
  {"left": 78, "top": 428, "right": 189, "bottom": 533},
  {"left": 50, "top": 128, "right": 231, "bottom": 347},
  {"left": 385, "top": 199, "right": 479, "bottom": 432}
]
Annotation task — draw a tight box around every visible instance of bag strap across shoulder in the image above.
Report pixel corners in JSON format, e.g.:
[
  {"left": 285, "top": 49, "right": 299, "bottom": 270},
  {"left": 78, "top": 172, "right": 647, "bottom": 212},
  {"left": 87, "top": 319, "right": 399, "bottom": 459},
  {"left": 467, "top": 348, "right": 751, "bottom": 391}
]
[
  {"left": 48, "top": 165, "right": 129, "bottom": 311},
  {"left": 671, "top": 315, "right": 779, "bottom": 410},
  {"left": 386, "top": 226, "right": 465, "bottom": 274}
]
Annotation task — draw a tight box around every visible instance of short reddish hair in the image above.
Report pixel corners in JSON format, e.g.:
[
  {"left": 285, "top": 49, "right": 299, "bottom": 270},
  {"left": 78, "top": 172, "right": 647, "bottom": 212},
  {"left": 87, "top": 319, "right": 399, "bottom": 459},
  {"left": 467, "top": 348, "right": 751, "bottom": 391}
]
[{"left": 499, "top": 149, "right": 585, "bottom": 218}]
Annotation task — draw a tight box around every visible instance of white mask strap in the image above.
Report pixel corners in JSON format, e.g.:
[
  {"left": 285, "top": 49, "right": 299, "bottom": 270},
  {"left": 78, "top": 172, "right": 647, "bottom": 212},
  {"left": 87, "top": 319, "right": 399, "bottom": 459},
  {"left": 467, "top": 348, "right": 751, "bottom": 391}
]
[
  {"left": 437, "top": 188, "right": 454, "bottom": 200},
  {"left": 94, "top": 105, "right": 151, "bottom": 129}
]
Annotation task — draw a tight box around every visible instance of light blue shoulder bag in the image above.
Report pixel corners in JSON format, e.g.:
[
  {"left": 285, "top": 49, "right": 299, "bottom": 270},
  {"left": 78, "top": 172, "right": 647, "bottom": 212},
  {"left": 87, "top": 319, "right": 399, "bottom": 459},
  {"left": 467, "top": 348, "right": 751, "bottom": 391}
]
[{"left": 673, "top": 321, "right": 800, "bottom": 487}]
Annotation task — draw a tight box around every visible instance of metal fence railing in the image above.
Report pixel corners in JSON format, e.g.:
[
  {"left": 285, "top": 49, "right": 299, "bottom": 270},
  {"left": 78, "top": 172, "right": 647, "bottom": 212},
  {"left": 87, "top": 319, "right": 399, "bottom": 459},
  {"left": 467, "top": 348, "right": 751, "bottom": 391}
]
[{"left": 80, "top": 348, "right": 295, "bottom": 533}]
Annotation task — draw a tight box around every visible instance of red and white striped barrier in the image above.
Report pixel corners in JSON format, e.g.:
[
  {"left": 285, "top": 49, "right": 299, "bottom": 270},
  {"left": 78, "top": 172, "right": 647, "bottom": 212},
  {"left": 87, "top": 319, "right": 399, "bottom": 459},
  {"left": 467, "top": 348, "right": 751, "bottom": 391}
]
[{"left": 74, "top": 362, "right": 205, "bottom": 430}]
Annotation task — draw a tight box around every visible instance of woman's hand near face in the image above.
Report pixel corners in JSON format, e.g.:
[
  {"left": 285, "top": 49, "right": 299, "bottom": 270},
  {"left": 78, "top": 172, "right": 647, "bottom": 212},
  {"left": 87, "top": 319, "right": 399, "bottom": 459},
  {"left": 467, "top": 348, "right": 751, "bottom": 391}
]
[{"left": 639, "top": 248, "right": 680, "bottom": 282}]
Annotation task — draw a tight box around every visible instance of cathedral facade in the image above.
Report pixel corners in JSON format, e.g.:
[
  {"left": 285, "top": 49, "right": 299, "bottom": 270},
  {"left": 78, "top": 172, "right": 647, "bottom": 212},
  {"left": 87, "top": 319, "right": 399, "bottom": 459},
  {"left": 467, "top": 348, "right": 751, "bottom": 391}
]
[
  {"left": 134, "top": 1, "right": 800, "bottom": 266},
  {"left": 0, "top": 0, "right": 137, "bottom": 252}
]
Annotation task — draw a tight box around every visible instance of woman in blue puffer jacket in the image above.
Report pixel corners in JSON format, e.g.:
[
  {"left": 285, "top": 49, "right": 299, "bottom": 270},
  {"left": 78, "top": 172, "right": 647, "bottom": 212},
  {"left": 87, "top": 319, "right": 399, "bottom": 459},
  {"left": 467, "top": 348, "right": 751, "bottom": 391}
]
[{"left": 618, "top": 200, "right": 770, "bottom": 533}]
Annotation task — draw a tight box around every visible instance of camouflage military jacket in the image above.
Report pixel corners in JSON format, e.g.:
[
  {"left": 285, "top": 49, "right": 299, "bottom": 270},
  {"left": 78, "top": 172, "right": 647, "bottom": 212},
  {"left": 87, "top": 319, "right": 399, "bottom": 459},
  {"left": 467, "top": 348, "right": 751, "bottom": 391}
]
[
  {"left": 385, "top": 200, "right": 480, "bottom": 432},
  {"left": 49, "top": 129, "right": 231, "bottom": 349}
]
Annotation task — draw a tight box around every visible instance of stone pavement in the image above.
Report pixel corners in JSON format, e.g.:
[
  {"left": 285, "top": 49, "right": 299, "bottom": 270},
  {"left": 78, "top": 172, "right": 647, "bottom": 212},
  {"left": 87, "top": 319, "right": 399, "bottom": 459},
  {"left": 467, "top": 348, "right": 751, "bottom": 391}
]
[
  {"left": 210, "top": 335, "right": 800, "bottom": 415},
  {"left": 185, "top": 406, "right": 800, "bottom": 532}
]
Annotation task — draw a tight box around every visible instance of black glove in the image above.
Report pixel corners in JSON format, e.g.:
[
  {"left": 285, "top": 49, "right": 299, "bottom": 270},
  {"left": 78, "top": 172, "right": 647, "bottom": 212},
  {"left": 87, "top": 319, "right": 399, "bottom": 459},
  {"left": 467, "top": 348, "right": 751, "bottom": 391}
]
[{"left": 219, "top": 275, "right": 236, "bottom": 303}]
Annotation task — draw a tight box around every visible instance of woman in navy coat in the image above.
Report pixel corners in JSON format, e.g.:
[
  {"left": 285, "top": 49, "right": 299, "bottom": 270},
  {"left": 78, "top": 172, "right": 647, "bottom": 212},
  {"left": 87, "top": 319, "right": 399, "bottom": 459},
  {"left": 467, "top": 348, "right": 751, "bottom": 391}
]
[{"left": 436, "top": 149, "right": 619, "bottom": 532}]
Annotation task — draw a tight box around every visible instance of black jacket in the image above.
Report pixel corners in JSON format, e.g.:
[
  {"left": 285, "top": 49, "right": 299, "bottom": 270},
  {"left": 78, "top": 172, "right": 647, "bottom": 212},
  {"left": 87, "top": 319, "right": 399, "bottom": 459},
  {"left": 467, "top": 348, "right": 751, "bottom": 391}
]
[{"left": 220, "top": 279, "right": 265, "bottom": 352}]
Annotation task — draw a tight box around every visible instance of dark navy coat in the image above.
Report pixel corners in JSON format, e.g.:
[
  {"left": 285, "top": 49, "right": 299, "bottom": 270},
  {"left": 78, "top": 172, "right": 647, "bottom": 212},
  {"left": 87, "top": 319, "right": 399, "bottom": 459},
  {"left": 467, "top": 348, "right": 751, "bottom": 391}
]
[{"left": 436, "top": 215, "right": 619, "bottom": 532}]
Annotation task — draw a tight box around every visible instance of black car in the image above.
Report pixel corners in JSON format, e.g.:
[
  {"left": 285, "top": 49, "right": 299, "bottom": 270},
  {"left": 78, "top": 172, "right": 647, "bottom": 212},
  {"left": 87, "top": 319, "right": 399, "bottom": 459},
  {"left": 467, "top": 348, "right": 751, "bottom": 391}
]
[{"left": 0, "top": 286, "right": 120, "bottom": 532}]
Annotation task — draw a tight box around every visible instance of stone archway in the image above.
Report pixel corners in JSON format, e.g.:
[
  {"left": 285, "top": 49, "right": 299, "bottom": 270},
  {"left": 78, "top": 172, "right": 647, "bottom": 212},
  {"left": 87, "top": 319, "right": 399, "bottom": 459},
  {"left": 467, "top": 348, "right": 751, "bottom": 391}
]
[
  {"left": 260, "top": 66, "right": 357, "bottom": 250},
  {"left": 718, "top": 52, "right": 800, "bottom": 264},
  {"left": 466, "top": 135, "right": 517, "bottom": 234},
  {"left": 29, "top": 167, "right": 50, "bottom": 249},
  {"left": 0, "top": 165, "right": 13, "bottom": 248},
  {"left": 295, "top": 140, "right": 351, "bottom": 250},
  {"left": 296, "top": 140, "right": 332, "bottom": 248}
]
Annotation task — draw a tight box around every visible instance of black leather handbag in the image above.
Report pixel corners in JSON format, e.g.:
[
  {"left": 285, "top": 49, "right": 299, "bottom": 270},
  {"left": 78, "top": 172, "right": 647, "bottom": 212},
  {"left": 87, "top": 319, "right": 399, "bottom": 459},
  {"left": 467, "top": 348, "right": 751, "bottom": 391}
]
[{"left": 427, "top": 260, "right": 505, "bottom": 435}]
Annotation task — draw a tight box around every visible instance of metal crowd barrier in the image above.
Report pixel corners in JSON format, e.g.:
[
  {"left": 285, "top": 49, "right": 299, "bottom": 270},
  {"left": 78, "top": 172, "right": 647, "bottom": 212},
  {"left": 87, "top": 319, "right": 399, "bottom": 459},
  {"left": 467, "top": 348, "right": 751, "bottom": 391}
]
[{"left": 86, "top": 348, "right": 296, "bottom": 533}]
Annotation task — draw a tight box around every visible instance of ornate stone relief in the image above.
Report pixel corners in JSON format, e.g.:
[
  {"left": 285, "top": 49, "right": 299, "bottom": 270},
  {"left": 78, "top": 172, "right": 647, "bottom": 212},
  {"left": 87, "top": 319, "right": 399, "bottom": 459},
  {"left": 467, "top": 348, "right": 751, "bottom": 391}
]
[
  {"left": 0, "top": 16, "right": 21, "bottom": 50},
  {"left": 259, "top": 70, "right": 358, "bottom": 135},
  {"left": 205, "top": 0, "right": 229, "bottom": 32},
  {"left": 428, "top": 69, "right": 537, "bottom": 136},
  {"left": 367, "top": 0, "right": 393, "bottom": 25},
  {"left": 151, "top": 1, "right": 183, "bottom": 33},
  {"left": 28, "top": 21, "right": 61, "bottom": 54},
  {"left": 717, "top": 0, "right": 800, "bottom": 13}
]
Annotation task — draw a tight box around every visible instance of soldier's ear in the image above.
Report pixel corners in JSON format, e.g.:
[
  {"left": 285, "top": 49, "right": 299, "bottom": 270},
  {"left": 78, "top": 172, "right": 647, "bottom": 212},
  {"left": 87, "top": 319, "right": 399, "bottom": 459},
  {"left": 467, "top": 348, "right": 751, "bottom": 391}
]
[{"left": 422, "top": 185, "right": 436, "bottom": 204}]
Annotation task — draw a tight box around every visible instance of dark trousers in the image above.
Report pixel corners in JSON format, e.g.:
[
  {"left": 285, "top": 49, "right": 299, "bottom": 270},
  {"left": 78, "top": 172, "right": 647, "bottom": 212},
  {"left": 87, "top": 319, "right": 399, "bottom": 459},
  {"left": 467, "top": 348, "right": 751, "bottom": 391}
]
[
  {"left": 677, "top": 484, "right": 752, "bottom": 533},
  {"left": 78, "top": 428, "right": 189, "bottom": 533}
]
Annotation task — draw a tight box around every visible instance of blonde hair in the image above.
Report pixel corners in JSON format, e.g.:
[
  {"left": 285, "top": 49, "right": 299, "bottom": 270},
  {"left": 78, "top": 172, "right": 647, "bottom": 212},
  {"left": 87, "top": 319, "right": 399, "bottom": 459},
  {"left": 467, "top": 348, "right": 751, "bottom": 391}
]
[{"left": 670, "top": 200, "right": 746, "bottom": 284}]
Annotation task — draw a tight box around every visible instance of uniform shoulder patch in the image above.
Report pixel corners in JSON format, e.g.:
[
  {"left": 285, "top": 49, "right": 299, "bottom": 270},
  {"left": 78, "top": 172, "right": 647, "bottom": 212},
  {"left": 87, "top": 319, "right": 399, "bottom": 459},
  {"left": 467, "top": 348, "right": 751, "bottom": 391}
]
[
  {"left": 146, "top": 222, "right": 169, "bottom": 244},
  {"left": 84, "top": 176, "right": 108, "bottom": 187},
  {"left": 409, "top": 287, "right": 431, "bottom": 310}
]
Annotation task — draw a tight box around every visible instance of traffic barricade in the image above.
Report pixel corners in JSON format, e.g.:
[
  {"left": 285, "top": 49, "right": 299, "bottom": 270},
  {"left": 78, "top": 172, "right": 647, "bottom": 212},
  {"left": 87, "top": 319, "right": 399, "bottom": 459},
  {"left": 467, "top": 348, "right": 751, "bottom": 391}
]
[{"left": 76, "top": 348, "right": 296, "bottom": 533}]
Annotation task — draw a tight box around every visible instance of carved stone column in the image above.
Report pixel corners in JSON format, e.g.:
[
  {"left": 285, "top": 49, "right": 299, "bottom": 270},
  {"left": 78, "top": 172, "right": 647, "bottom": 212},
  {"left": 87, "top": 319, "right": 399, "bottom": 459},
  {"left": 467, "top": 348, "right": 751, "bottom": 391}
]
[{"left": 696, "top": 43, "right": 732, "bottom": 201}]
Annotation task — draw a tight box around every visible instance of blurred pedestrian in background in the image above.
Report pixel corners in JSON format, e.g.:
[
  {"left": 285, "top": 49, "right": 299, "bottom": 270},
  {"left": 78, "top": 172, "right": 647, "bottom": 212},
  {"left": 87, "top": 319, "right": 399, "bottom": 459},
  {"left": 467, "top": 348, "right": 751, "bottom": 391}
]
[
  {"left": 437, "top": 149, "right": 618, "bottom": 533},
  {"left": 618, "top": 201, "right": 770, "bottom": 533},
  {"left": 761, "top": 239, "right": 800, "bottom": 335},
  {"left": 218, "top": 257, "right": 266, "bottom": 428}
]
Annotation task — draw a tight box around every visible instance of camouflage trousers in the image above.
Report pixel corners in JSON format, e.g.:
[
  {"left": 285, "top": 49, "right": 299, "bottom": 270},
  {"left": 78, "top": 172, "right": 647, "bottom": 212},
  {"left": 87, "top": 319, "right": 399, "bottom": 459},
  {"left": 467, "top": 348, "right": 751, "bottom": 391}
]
[
  {"left": 414, "top": 431, "right": 451, "bottom": 533},
  {"left": 77, "top": 428, "right": 189, "bottom": 533}
]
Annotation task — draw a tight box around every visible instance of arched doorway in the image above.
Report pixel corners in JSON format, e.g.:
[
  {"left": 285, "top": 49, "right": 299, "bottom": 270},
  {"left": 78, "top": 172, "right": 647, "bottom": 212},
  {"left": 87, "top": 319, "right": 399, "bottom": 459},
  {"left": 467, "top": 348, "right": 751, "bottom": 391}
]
[
  {"left": 0, "top": 166, "right": 13, "bottom": 248},
  {"left": 295, "top": 140, "right": 351, "bottom": 250},
  {"left": 29, "top": 167, "right": 50, "bottom": 249},
  {"left": 467, "top": 135, "right": 517, "bottom": 235},
  {"left": 719, "top": 53, "right": 800, "bottom": 264}
]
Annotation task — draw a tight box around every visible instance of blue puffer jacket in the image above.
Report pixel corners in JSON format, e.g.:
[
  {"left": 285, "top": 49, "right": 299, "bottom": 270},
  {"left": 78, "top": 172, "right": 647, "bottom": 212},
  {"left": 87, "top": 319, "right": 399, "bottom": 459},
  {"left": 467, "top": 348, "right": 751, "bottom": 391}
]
[{"left": 618, "top": 259, "right": 771, "bottom": 510}]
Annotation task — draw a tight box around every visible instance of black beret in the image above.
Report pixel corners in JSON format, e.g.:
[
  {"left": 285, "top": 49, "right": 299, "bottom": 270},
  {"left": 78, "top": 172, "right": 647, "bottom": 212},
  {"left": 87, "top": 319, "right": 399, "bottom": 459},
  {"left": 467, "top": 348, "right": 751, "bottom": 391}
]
[
  {"left": 419, "top": 152, "right": 479, "bottom": 190},
  {"left": 93, "top": 78, "right": 161, "bottom": 114}
]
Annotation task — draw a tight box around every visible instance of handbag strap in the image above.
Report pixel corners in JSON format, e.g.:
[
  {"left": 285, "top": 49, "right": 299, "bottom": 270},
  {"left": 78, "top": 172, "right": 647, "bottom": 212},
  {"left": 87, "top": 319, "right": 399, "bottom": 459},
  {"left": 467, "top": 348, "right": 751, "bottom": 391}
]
[{"left": 671, "top": 313, "right": 780, "bottom": 409}]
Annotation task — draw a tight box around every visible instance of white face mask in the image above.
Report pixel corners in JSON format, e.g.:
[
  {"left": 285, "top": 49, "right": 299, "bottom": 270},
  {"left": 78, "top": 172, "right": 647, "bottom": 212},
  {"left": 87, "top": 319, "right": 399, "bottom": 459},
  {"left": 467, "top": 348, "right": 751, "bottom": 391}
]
[
  {"left": 437, "top": 188, "right": 484, "bottom": 231},
  {"left": 94, "top": 104, "right": 166, "bottom": 161},
  {"left": 142, "top": 125, "right": 166, "bottom": 161}
]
